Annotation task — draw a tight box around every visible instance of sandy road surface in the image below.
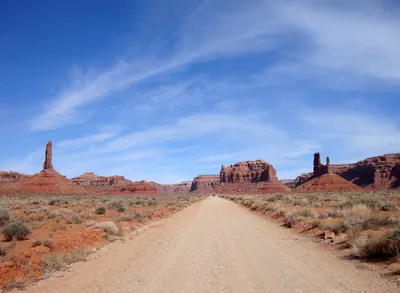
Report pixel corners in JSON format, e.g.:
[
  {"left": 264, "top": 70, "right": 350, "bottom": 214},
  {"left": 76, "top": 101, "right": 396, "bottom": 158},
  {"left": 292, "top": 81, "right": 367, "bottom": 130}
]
[{"left": 21, "top": 197, "right": 398, "bottom": 293}]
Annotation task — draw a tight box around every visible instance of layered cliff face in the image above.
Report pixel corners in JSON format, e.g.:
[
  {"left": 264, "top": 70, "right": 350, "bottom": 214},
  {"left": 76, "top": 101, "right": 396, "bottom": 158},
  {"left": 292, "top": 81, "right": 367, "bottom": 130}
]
[
  {"left": 190, "top": 175, "right": 220, "bottom": 193},
  {"left": 218, "top": 160, "right": 287, "bottom": 194},
  {"left": 0, "top": 171, "right": 32, "bottom": 189},
  {"left": 158, "top": 181, "right": 192, "bottom": 194},
  {"left": 220, "top": 160, "right": 279, "bottom": 184},
  {"left": 288, "top": 154, "right": 400, "bottom": 190},
  {"left": 71, "top": 173, "right": 160, "bottom": 194},
  {"left": 336, "top": 154, "right": 400, "bottom": 189}
]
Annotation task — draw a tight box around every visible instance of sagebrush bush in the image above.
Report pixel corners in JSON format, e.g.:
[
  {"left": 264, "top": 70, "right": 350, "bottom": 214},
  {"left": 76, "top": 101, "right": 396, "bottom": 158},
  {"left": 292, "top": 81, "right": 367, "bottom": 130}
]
[
  {"left": 298, "top": 208, "right": 318, "bottom": 218},
  {"left": 319, "top": 220, "right": 346, "bottom": 234},
  {"left": 95, "top": 207, "right": 106, "bottom": 215},
  {"left": 2, "top": 222, "right": 31, "bottom": 241},
  {"left": 94, "top": 222, "right": 118, "bottom": 236},
  {"left": 32, "top": 240, "right": 42, "bottom": 247},
  {"left": 43, "top": 238, "right": 54, "bottom": 248},
  {"left": 284, "top": 212, "right": 299, "bottom": 228},
  {"left": 41, "top": 250, "right": 87, "bottom": 273},
  {"left": 0, "top": 207, "right": 11, "bottom": 226},
  {"left": 67, "top": 215, "right": 82, "bottom": 225},
  {"left": 356, "top": 234, "right": 398, "bottom": 259}
]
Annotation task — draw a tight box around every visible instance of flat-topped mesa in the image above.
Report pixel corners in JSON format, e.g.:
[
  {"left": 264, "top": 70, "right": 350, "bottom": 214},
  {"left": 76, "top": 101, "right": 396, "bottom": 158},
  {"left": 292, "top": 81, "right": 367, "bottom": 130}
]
[
  {"left": 190, "top": 175, "right": 220, "bottom": 193},
  {"left": 42, "top": 141, "right": 53, "bottom": 170},
  {"left": 313, "top": 153, "right": 330, "bottom": 177},
  {"left": 220, "top": 160, "right": 278, "bottom": 184}
]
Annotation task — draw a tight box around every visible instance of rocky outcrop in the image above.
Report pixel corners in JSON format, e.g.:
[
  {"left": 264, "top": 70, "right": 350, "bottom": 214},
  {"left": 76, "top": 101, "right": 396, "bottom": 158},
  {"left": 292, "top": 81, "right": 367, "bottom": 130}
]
[
  {"left": 295, "top": 174, "right": 362, "bottom": 193},
  {"left": 313, "top": 153, "right": 329, "bottom": 177},
  {"left": 190, "top": 175, "right": 220, "bottom": 193},
  {"left": 220, "top": 160, "right": 279, "bottom": 184},
  {"left": 218, "top": 160, "right": 287, "bottom": 194},
  {"left": 20, "top": 169, "right": 89, "bottom": 194},
  {"left": 290, "top": 154, "right": 400, "bottom": 190},
  {"left": 18, "top": 141, "right": 89, "bottom": 194},
  {"left": 71, "top": 172, "right": 160, "bottom": 194},
  {"left": 159, "top": 181, "right": 192, "bottom": 194},
  {"left": 334, "top": 154, "right": 400, "bottom": 189},
  {"left": 0, "top": 171, "right": 32, "bottom": 189},
  {"left": 43, "top": 141, "right": 53, "bottom": 170}
]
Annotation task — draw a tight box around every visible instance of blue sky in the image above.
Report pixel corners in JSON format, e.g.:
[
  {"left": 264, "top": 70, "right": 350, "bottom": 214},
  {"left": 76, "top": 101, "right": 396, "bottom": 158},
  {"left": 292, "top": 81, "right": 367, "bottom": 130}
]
[{"left": 1, "top": 0, "right": 400, "bottom": 183}]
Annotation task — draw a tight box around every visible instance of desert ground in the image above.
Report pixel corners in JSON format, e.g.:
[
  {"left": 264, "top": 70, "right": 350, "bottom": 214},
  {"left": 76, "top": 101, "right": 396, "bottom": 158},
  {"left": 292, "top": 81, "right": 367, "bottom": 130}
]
[{"left": 0, "top": 193, "right": 399, "bottom": 292}]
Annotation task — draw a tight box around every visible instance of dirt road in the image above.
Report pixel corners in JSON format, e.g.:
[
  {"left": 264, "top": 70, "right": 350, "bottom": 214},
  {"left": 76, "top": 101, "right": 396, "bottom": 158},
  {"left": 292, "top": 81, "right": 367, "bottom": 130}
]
[{"left": 22, "top": 197, "right": 397, "bottom": 293}]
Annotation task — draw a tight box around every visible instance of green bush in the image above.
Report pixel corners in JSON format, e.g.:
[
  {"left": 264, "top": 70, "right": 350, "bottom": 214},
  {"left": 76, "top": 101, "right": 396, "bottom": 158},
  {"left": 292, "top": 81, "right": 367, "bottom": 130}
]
[
  {"left": 2, "top": 222, "right": 31, "bottom": 241},
  {"left": 95, "top": 207, "right": 106, "bottom": 215}
]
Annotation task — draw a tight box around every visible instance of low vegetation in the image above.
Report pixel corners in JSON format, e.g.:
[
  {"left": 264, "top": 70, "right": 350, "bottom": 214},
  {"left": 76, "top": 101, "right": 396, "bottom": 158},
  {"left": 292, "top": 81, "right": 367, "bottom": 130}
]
[
  {"left": 222, "top": 191, "right": 400, "bottom": 272},
  {"left": 2, "top": 221, "right": 31, "bottom": 241}
]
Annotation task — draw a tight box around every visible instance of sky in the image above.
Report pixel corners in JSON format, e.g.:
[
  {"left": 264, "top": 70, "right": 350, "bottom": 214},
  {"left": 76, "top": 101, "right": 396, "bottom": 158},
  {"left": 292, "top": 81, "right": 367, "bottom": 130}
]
[{"left": 1, "top": 0, "right": 400, "bottom": 184}]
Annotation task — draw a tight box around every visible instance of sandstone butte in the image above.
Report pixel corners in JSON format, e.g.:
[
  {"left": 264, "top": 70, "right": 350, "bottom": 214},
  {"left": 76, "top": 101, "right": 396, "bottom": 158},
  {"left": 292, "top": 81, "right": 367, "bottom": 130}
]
[
  {"left": 283, "top": 153, "right": 400, "bottom": 190},
  {"left": 294, "top": 153, "right": 363, "bottom": 193},
  {"left": 216, "top": 160, "right": 288, "bottom": 194},
  {"left": 18, "top": 141, "right": 90, "bottom": 195},
  {"left": 190, "top": 175, "right": 220, "bottom": 193}
]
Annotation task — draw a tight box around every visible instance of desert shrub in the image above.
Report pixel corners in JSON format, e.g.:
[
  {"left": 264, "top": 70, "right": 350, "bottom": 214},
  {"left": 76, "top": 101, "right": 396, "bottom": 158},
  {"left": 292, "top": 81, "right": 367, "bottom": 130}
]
[
  {"left": 267, "top": 194, "right": 284, "bottom": 203},
  {"left": 2, "top": 222, "right": 31, "bottom": 241},
  {"left": 347, "top": 204, "right": 371, "bottom": 219},
  {"left": 319, "top": 209, "right": 344, "bottom": 219},
  {"left": 0, "top": 246, "right": 6, "bottom": 256},
  {"left": 119, "top": 215, "right": 134, "bottom": 222},
  {"left": 48, "top": 199, "right": 59, "bottom": 206},
  {"left": 346, "top": 216, "right": 400, "bottom": 230},
  {"left": 298, "top": 208, "right": 318, "bottom": 218},
  {"left": 67, "top": 215, "right": 82, "bottom": 225},
  {"left": 319, "top": 220, "right": 346, "bottom": 234},
  {"left": 3, "top": 280, "right": 28, "bottom": 291},
  {"left": 386, "top": 228, "right": 400, "bottom": 254},
  {"left": 43, "top": 238, "right": 54, "bottom": 248},
  {"left": 32, "top": 240, "right": 42, "bottom": 247},
  {"left": 356, "top": 234, "right": 398, "bottom": 259},
  {"left": 284, "top": 211, "right": 299, "bottom": 228},
  {"left": 265, "top": 203, "right": 279, "bottom": 212},
  {"left": 108, "top": 201, "right": 127, "bottom": 212},
  {"left": 0, "top": 207, "right": 11, "bottom": 227},
  {"left": 345, "top": 227, "right": 363, "bottom": 247},
  {"left": 94, "top": 222, "right": 118, "bottom": 236},
  {"left": 311, "top": 219, "right": 321, "bottom": 228},
  {"left": 294, "top": 198, "right": 309, "bottom": 207},
  {"left": 95, "top": 207, "right": 106, "bottom": 215},
  {"left": 41, "top": 250, "right": 87, "bottom": 273}
]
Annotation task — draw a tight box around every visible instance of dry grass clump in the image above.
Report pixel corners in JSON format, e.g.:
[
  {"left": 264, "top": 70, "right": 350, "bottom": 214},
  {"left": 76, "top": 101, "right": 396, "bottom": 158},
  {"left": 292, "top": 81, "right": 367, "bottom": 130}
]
[
  {"left": 41, "top": 250, "right": 87, "bottom": 273},
  {"left": 3, "top": 280, "right": 28, "bottom": 292},
  {"left": 319, "top": 209, "right": 344, "bottom": 219},
  {"left": 32, "top": 240, "right": 42, "bottom": 247},
  {"left": 43, "top": 238, "right": 54, "bottom": 248},
  {"left": 319, "top": 220, "right": 346, "bottom": 234},
  {"left": 284, "top": 211, "right": 299, "bottom": 228},
  {"left": 94, "top": 222, "right": 119, "bottom": 236}
]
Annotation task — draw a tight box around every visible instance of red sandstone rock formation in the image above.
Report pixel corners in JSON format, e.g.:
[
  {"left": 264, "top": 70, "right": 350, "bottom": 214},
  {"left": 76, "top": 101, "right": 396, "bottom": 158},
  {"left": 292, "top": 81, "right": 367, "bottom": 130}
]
[
  {"left": 190, "top": 175, "right": 220, "bottom": 193},
  {"left": 313, "top": 153, "right": 329, "bottom": 177},
  {"left": 0, "top": 171, "right": 32, "bottom": 189},
  {"left": 17, "top": 141, "right": 89, "bottom": 194},
  {"left": 71, "top": 172, "right": 160, "bottom": 194},
  {"left": 289, "top": 154, "right": 400, "bottom": 190},
  {"left": 220, "top": 160, "right": 279, "bottom": 183},
  {"left": 295, "top": 174, "right": 362, "bottom": 193},
  {"left": 158, "top": 181, "right": 192, "bottom": 194},
  {"left": 43, "top": 141, "right": 53, "bottom": 170},
  {"left": 218, "top": 160, "right": 287, "bottom": 194},
  {"left": 334, "top": 154, "right": 400, "bottom": 189},
  {"left": 20, "top": 169, "right": 89, "bottom": 194}
]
